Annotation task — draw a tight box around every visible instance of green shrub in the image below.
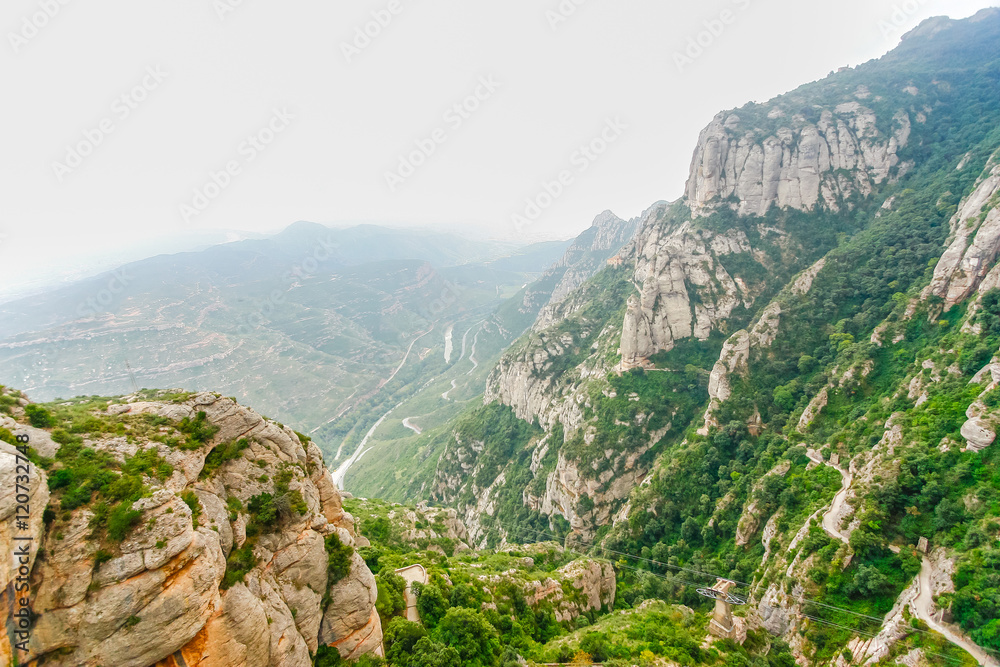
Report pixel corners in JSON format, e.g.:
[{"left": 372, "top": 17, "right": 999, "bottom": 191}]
[
  {"left": 375, "top": 571, "right": 407, "bottom": 622},
  {"left": 432, "top": 608, "right": 501, "bottom": 667},
  {"left": 221, "top": 544, "right": 258, "bottom": 590},
  {"left": 202, "top": 438, "right": 250, "bottom": 477},
  {"left": 177, "top": 411, "right": 219, "bottom": 450},
  {"left": 25, "top": 405, "right": 55, "bottom": 428},
  {"left": 383, "top": 617, "right": 427, "bottom": 663},
  {"left": 312, "top": 645, "right": 341, "bottom": 666},
  {"left": 325, "top": 532, "right": 354, "bottom": 587},
  {"left": 181, "top": 490, "right": 202, "bottom": 528},
  {"left": 107, "top": 503, "right": 143, "bottom": 542}
]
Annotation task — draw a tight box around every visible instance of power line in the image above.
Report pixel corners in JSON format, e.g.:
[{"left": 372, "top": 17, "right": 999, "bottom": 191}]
[
  {"left": 494, "top": 519, "right": 998, "bottom": 659},
  {"left": 797, "top": 612, "right": 968, "bottom": 666},
  {"left": 520, "top": 529, "right": 969, "bottom": 666},
  {"left": 505, "top": 523, "right": 752, "bottom": 588}
]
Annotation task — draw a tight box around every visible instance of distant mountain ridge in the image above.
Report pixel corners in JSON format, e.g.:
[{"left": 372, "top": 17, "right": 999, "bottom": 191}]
[{"left": 0, "top": 223, "right": 569, "bottom": 443}]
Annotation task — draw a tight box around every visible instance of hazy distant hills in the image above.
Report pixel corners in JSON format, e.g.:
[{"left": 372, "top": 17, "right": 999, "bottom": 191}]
[
  {"left": 0, "top": 223, "right": 565, "bottom": 340},
  {"left": 0, "top": 223, "right": 569, "bottom": 436}
]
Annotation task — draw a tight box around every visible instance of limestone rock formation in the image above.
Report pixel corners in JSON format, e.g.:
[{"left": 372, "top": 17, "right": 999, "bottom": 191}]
[
  {"left": 960, "top": 358, "right": 1000, "bottom": 452},
  {"left": 0, "top": 436, "right": 48, "bottom": 666},
  {"left": 926, "top": 155, "right": 1000, "bottom": 311},
  {"left": 537, "top": 210, "right": 641, "bottom": 323},
  {"left": 521, "top": 209, "right": 641, "bottom": 331},
  {"left": 6, "top": 391, "right": 382, "bottom": 667},
  {"left": 618, "top": 205, "right": 756, "bottom": 366},
  {"left": 473, "top": 549, "right": 615, "bottom": 624},
  {"left": 699, "top": 257, "right": 826, "bottom": 434},
  {"left": 685, "top": 104, "right": 913, "bottom": 218},
  {"left": 387, "top": 504, "right": 472, "bottom": 554}
]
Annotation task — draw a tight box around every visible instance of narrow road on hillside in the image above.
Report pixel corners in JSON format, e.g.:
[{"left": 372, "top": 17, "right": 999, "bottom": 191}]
[
  {"left": 805, "top": 451, "right": 995, "bottom": 665},
  {"left": 466, "top": 324, "right": 484, "bottom": 375},
  {"left": 331, "top": 401, "right": 402, "bottom": 489},
  {"left": 913, "top": 558, "right": 998, "bottom": 667},
  {"left": 383, "top": 327, "right": 435, "bottom": 387},
  {"left": 457, "top": 324, "right": 473, "bottom": 363},
  {"left": 441, "top": 378, "right": 457, "bottom": 401},
  {"left": 806, "top": 449, "right": 853, "bottom": 544},
  {"left": 402, "top": 417, "right": 422, "bottom": 435},
  {"left": 312, "top": 327, "right": 433, "bottom": 441}
]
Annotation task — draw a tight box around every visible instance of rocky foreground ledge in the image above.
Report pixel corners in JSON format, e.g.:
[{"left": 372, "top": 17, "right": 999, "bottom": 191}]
[{"left": 0, "top": 389, "right": 382, "bottom": 667}]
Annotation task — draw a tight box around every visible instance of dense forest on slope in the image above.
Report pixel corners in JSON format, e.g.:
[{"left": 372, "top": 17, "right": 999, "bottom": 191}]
[{"left": 382, "top": 10, "right": 1000, "bottom": 666}]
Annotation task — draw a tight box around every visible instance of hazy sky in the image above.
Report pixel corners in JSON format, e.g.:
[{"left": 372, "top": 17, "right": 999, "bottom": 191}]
[{"left": 3, "top": 0, "right": 997, "bottom": 293}]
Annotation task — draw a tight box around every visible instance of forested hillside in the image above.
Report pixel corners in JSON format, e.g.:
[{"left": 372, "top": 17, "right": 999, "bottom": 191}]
[{"left": 394, "top": 10, "right": 1000, "bottom": 665}]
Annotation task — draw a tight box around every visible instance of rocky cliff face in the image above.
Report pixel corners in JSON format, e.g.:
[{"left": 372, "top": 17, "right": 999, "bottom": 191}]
[
  {"left": 925, "top": 153, "right": 1000, "bottom": 312},
  {"left": 685, "top": 101, "right": 913, "bottom": 218},
  {"left": 618, "top": 204, "right": 759, "bottom": 366},
  {"left": 421, "top": 14, "right": 1000, "bottom": 662},
  {"left": 1, "top": 390, "right": 382, "bottom": 667},
  {"left": 472, "top": 544, "right": 616, "bottom": 623},
  {"left": 545, "top": 210, "right": 639, "bottom": 307}
]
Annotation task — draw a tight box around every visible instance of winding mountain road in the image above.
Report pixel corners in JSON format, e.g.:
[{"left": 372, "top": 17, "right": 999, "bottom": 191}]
[
  {"left": 331, "top": 401, "right": 402, "bottom": 489},
  {"left": 805, "top": 450, "right": 995, "bottom": 665},
  {"left": 441, "top": 378, "right": 457, "bottom": 401},
  {"left": 913, "top": 558, "right": 998, "bottom": 667},
  {"left": 806, "top": 449, "right": 853, "bottom": 543},
  {"left": 466, "top": 325, "right": 483, "bottom": 375}
]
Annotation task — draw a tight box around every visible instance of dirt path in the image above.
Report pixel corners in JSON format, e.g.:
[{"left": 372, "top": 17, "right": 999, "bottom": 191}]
[
  {"left": 466, "top": 325, "right": 483, "bottom": 375},
  {"left": 806, "top": 449, "right": 852, "bottom": 544},
  {"left": 804, "top": 450, "right": 995, "bottom": 665},
  {"left": 402, "top": 417, "right": 422, "bottom": 435},
  {"left": 913, "top": 558, "right": 998, "bottom": 666},
  {"left": 441, "top": 378, "right": 457, "bottom": 401}
]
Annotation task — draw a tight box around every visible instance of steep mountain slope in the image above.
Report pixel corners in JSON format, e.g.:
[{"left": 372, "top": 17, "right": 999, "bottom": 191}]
[
  {"left": 0, "top": 387, "right": 383, "bottom": 666},
  {"left": 337, "top": 211, "right": 641, "bottom": 501},
  {"left": 418, "top": 9, "right": 1000, "bottom": 665}
]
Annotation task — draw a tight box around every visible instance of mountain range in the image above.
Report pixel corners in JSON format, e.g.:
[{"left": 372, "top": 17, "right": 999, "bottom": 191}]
[{"left": 3, "top": 9, "right": 1000, "bottom": 667}]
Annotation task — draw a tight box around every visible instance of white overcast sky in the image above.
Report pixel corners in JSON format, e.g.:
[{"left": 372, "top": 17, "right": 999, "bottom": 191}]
[{"left": 2, "top": 0, "right": 997, "bottom": 294}]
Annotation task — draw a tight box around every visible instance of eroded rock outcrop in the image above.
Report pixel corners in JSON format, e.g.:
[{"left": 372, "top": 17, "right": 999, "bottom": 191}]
[
  {"left": 7, "top": 391, "right": 382, "bottom": 667},
  {"left": 619, "top": 206, "right": 757, "bottom": 366},
  {"left": 474, "top": 548, "right": 615, "bottom": 624},
  {"left": 686, "top": 104, "right": 913, "bottom": 218},
  {"left": 926, "top": 155, "right": 1000, "bottom": 311}
]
